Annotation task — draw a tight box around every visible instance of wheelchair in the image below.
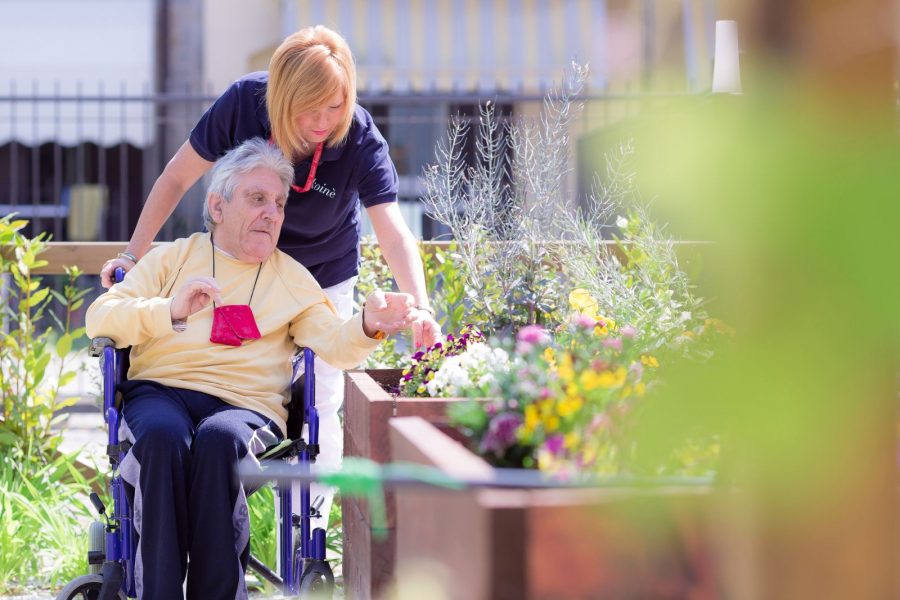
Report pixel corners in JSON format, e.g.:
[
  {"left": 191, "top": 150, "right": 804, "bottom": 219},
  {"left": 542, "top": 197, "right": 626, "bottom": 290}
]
[{"left": 56, "top": 272, "right": 335, "bottom": 599}]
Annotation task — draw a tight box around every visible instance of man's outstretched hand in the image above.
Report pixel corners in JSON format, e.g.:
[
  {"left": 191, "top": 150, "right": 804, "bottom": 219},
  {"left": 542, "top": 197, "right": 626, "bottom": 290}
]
[{"left": 362, "top": 290, "right": 417, "bottom": 338}]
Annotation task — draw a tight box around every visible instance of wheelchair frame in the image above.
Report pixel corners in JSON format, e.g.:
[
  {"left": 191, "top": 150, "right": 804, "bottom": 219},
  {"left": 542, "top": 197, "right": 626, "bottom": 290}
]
[{"left": 58, "top": 271, "right": 334, "bottom": 599}]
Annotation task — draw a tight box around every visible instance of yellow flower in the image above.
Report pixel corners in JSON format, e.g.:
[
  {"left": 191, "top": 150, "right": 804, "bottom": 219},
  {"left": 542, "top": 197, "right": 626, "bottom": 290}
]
[
  {"left": 416, "top": 385, "right": 426, "bottom": 394},
  {"left": 593, "top": 316, "right": 615, "bottom": 336},
  {"left": 580, "top": 444, "right": 597, "bottom": 466},
  {"left": 564, "top": 432, "right": 580, "bottom": 450},
  {"left": 641, "top": 355, "right": 659, "bottom": 368},
  {"left": 635, "top": 382, "right": 646, "bottom": 397},
  {"left": 537, "top": 448, "right": 555, "bottom": 471},
  {"left": 543, "top": 346, "right": 556, "bottom": 369},
  {"left": 557, "top": 395, "right": 583, "bottom": 418},
  {"left": 705, "top": 318, "right": 736, "bottom": 337},
  {"left": 580, "top": 367, "right": 626, "bottom": 390},
  {"left": 569, "top": 288, "right": 600, "bottom": 320},
  {"left": 544, "top": 414, "right": 560, "bottom": 432},
  {"left": 523, "top": 404, "right": 539, "bottom": 434},
  {"left": 426, "top": 371, "right": 435, "bottom": 381},
  {"left": 401, "top": 367, "right": 410, "bottom": 376},
  {"left": 557, "top": 353, "right": 575, "bottom": 382}
]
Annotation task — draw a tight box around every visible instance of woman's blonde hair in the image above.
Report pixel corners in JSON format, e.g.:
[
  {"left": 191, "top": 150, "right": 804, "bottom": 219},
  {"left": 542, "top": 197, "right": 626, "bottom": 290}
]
[{"left": 267, "top": 25, "right": 357, "bottom": 160}]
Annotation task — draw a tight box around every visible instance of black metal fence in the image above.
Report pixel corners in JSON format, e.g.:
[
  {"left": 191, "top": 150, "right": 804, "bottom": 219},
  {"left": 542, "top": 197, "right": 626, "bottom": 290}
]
[{"left": 0, "top": 87, "right": 689, "bottom": 242}]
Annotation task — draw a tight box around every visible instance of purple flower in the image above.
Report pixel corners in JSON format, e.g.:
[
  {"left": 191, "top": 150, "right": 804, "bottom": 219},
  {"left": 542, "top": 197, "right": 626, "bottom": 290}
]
[
  {"left": 543, "top": 434, "right": 565, "bottom": 457},
  {"left": 628, "top": 361, "right": 644, "bottom": 380},
  {"left": 517, "top": 325, "right": 550, "bottom": 345},
  {"left": 572, "top": 314, "right": 596, "bottom": 329},
  {"left": 620, "top": 325, "right": 637, "bottom": 339},
  {"left": 602, "top": 337, "right": 623, "bottom": 352},
  {"left": 479, "top": 412, "right": 523, "bottom": 457}
]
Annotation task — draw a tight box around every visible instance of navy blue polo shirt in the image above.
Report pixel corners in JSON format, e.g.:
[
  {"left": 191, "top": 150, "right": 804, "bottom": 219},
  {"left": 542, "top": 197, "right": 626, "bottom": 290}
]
[{"left": 189, "top": 71, "right": 398, "bottom": 288}]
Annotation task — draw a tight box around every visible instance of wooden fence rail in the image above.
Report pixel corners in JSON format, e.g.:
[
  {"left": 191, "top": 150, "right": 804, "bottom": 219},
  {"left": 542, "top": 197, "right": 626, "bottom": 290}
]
[{"left": 4, "top": 240, "right": 712, "bottom": 276}]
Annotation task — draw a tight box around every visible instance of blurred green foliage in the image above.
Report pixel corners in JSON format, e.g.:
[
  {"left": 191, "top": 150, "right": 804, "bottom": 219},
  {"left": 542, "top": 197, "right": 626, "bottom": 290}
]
[{"left": 0, "top": 215, "right": 89, "bottom": 465}]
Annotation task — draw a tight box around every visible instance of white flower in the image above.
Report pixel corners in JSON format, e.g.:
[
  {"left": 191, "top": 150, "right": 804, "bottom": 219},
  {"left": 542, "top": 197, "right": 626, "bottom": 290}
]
[
  {"left": 424, "top": 343, "right": 512, "bottom": 397},
  {"left": 616, "top": 216, "right": 628, "bottom": 229}
]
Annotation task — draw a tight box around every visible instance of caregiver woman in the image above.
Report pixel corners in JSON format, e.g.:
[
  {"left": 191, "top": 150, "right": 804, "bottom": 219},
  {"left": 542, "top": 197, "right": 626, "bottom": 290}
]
[{"left": 99, "top": 25, "right": 441, "bottom": 527}]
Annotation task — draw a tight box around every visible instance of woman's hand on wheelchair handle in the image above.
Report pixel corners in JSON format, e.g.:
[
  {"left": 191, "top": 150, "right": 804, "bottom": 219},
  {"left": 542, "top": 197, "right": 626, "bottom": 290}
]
[
  {"left": 171, "top": 277, "right": 224, "bottom": 321},
  {"left": 362, "top": 290, "right": 416, "bottom": 338},
  {"left": 100, "top": 256, "right": 136, "bottom": 288}
]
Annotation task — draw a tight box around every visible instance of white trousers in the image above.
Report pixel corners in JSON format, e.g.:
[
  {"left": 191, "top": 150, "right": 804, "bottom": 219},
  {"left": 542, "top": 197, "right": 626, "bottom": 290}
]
[
  {"left": 276, "top": 275, "right": 355, "bottom": 567},
  {"left": 306, "top": 275, "right": 356, "bottom": 531}
]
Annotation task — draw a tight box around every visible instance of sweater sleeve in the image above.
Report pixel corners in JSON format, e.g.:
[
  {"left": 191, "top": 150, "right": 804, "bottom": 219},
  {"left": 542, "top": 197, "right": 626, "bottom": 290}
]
[
  {"left": 85, "top": 246, "right": 178, "bottom": 348},
  {"left": 288, "top": 299, "right": 380, "bottom": 370}
]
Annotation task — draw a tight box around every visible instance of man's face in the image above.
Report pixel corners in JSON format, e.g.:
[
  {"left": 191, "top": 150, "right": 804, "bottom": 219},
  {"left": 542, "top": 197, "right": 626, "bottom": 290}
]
[{"left": 208, "top": 167, "right": 286, "bottom": 263}]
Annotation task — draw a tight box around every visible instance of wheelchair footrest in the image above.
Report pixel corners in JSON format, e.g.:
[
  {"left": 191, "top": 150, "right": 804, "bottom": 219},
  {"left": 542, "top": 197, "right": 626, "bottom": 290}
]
[{"left": 258, "top": 437, "right": 317, "bottom": 461}]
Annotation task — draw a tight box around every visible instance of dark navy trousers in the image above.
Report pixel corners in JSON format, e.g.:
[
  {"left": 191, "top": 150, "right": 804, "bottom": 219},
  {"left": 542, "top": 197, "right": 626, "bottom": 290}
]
[{"left": 118, "top": 380, "right": 282, "bottom": 600}]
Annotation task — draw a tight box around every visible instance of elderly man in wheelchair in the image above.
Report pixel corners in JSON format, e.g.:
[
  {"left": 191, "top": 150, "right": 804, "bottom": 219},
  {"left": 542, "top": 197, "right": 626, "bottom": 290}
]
[{"left": 78, "top": 138, "right": 416, "bottom": 600}]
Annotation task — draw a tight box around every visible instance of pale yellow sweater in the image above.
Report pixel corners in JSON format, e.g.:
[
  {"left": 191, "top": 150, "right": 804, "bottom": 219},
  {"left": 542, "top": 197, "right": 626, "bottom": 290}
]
[{"left": 85, "top": 232, "right": 379, "bottom": 435}]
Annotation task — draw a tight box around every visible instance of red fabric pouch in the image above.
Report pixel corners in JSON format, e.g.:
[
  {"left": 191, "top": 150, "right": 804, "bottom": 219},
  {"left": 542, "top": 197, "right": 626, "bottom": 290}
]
[{"left": 210, "top": 304, "right": 261, "bottom": 346}]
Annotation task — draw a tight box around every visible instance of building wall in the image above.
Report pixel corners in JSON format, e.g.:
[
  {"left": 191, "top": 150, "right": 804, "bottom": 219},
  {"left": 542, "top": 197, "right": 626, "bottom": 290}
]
[{"left": 202, "top": 0, "right": 282, "bottom": 94}]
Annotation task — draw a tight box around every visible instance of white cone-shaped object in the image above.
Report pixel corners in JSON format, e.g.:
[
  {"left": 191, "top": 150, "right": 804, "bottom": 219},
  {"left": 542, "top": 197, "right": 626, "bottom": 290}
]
[{"left": 712, "top": 20, "right": 742, "bottom": 94}]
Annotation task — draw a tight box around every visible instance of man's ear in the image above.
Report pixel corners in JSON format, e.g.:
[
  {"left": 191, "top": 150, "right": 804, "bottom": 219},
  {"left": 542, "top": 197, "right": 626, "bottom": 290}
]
[{"left": 207, "top": 193, "right": 225, "bottom": 223}]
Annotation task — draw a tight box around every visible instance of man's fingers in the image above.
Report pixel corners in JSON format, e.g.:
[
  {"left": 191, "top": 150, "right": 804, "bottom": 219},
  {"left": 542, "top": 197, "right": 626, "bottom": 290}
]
[
  {"left": 186, "top": 278, "right": 223, "bottom": 304},
  {"left": 367, "top": 289, "right": 388, "bottom": 310}
]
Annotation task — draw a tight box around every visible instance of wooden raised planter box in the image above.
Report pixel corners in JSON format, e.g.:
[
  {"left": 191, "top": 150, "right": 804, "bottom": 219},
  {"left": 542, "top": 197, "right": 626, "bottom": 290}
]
[
  {"left": 342, "top": 369, "right": 479, "bottom": 599},
  {"left": 389, "top": 416, "right": 724, "bottom": 600}
]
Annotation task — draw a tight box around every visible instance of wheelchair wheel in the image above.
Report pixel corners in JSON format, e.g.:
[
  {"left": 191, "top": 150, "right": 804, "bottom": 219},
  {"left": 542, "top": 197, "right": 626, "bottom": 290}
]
[
  {"left": 297, "top": 560, "right": 334, "bottom": 598},
  {"left": 55, "top": 574, "right": 126, "bottom": 600},
  {"left": 87, "top": 521, "right": 105, "bottom": 575}
]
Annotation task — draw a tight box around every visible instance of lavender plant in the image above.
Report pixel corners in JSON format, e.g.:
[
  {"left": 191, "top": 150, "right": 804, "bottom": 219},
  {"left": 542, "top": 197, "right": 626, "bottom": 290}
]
[{"left": 420, "top": 64, "right": 591, "bottom": 334}]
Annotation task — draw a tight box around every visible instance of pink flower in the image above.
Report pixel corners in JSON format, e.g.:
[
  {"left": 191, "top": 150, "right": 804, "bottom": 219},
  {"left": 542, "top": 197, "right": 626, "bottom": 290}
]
[
  {"left": 602, "top": 337, "right": 623, "bottom": 352},
  {"left": 572, "top": 314, "right": 596, "bottom": 329},
  {"left": 516, "top": 325, "right": 551, "bottom": 352},
  {"left": 628, "top": 362, "right": 644, "bottom": 380},
  {"left": 620, "top": 325, "right": 637, "bottom": 339},
  {"left": 517, "top": 325, "right": 550, "bottom": 345},
  {"left": 588, "top": 413, "right": 609, "bottom": 434}
]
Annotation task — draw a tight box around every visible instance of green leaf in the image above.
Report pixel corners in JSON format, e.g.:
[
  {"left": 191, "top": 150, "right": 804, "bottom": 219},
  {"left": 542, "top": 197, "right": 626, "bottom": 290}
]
[
  {"left": 27, "top": 287, "right": 49, "bottom": 306},
  {"left": 56, "top": 334, "right": 72, "bottom": 358},
  {"left": 53, "top": 396, "right": 78, "bottom": 410},
  {"left": 58, "top": 371, "right": 77, "bottom": 387},
  {"left": 49, "top": 289, "right": 66, "bottom": 304}
]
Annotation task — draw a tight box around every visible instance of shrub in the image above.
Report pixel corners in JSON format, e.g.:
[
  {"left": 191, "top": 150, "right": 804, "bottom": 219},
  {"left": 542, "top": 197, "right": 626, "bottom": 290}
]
[
  {"left": 0, "top": 215, "right": 89, "bottom": 464},
  {"left": 0, "top": 452, "right": 96, "bottom": 593}
]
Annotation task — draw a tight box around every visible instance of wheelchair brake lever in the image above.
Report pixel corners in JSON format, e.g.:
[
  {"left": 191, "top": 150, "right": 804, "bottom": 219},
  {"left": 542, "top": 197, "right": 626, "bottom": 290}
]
[{"left": 89, "top": 492, "right": 112, "bottom": 527}]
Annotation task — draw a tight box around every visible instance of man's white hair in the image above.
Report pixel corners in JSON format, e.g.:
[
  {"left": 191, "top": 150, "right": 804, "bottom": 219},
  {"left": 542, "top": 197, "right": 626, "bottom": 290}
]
[{"left": 202, "top": 138, "right": 295, "bottom": 232}]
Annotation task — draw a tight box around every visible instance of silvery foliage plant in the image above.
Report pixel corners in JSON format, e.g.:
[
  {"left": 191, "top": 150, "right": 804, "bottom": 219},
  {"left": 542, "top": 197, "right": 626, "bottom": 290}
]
[
  {"left": 421, "top": 62, "right": 708, "bottom": 354},
  {"left": 420, "top": 63, "right": 590, "bottom": 334}
]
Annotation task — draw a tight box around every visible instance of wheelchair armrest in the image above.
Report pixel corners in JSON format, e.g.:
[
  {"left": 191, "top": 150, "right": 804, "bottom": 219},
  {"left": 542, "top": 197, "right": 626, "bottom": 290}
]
[{"left": 89, "top": 337, "right": 117, "bottom": 357}]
